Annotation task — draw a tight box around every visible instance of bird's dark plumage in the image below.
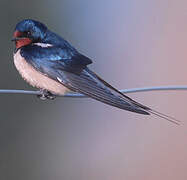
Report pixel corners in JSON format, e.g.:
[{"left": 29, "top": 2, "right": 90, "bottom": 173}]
[{"left": 12, "top": 19, "right": 179, "bottom": 124}]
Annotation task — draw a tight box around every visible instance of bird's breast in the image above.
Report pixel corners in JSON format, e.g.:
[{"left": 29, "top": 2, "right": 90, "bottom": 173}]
[{"left": 13, "top": 49, "right": 69, "bottom": 95}]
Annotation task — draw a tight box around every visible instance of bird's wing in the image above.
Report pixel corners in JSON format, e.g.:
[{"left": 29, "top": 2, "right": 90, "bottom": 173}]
[
  {"left": 57, "top": 67, "right": 151, "bottom": 115},
  {"left": 55, "top": 67, "right": 179, "bottom": 124},
  {"left": 22, "top": 46, "right": 150, "bottom": 114},
  {"left": 21, "top": 46, "right": 179, "bottom": 124}
]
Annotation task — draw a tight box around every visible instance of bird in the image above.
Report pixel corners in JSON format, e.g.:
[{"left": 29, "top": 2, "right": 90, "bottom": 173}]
[{"left": 12, "top": 19, "right": 179, "bottom": 124}]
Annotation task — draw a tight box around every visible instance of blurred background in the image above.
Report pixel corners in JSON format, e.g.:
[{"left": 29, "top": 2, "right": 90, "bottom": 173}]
[{"left": 0, "top": 0, "right": 186, "bottom": 179}]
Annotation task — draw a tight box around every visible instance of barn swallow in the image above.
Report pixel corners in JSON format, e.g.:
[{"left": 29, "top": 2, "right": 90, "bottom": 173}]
[{"left": 12, "top": 19, "right": 178, "bottom": 124}]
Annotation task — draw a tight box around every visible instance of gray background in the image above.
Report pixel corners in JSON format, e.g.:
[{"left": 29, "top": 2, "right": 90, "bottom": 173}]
[{"left": 0, "top": 0, "right": 187, "bottom": 179}]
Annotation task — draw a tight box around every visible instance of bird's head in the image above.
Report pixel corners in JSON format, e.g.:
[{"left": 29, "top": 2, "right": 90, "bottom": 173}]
[{"left": 12, "top": 19, "right": 48, "bottom": 49}]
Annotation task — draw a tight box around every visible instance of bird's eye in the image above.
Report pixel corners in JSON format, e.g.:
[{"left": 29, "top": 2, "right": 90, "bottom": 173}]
[
  {"left": 27, "top": 31, "right": 31, "bottom": 36},
  {"left": 22, "top": 31, "right": 31, "bottom": 37}
]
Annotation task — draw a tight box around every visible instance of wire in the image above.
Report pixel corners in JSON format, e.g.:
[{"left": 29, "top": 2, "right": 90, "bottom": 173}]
[{"left": 0, "top": 85, "right": 187, "bottom": 97}]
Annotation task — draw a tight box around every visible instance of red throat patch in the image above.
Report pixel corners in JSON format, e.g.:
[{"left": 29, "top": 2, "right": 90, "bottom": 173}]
[
  {"left": 15, "top": 38, "right": 32, "bottom": 49},
  {"left": 13, "top": 30, "right": 32, "bottom": 49}
]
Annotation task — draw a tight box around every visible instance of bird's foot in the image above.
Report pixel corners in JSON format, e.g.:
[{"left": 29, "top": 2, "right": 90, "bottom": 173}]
[{"left": 37, "top": 90, "right": 56, "bottom": 100}]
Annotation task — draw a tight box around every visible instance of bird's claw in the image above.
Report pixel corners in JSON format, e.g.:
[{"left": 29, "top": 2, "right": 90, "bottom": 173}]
[{"left": 37, "top": 90, "right": 56, "bottom": 100}]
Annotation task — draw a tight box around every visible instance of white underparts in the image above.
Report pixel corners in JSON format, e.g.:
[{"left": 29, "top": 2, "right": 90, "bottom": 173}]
[{"left": 13, "top": 49, "right": 69, "bottom": 95}]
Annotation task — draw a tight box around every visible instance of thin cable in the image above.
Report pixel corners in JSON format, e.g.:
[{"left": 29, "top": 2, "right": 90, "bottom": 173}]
[{"left": 0, "top": 85, "right": 187, "bottom": 97}]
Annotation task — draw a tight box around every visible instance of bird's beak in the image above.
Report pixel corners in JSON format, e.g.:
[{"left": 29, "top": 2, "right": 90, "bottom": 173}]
[
  {"left": 11, "top": 38, "right": 17, "bottom": 42},
  {"left": 11, "top": 37, "right": 24, "bottom": 42}
]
